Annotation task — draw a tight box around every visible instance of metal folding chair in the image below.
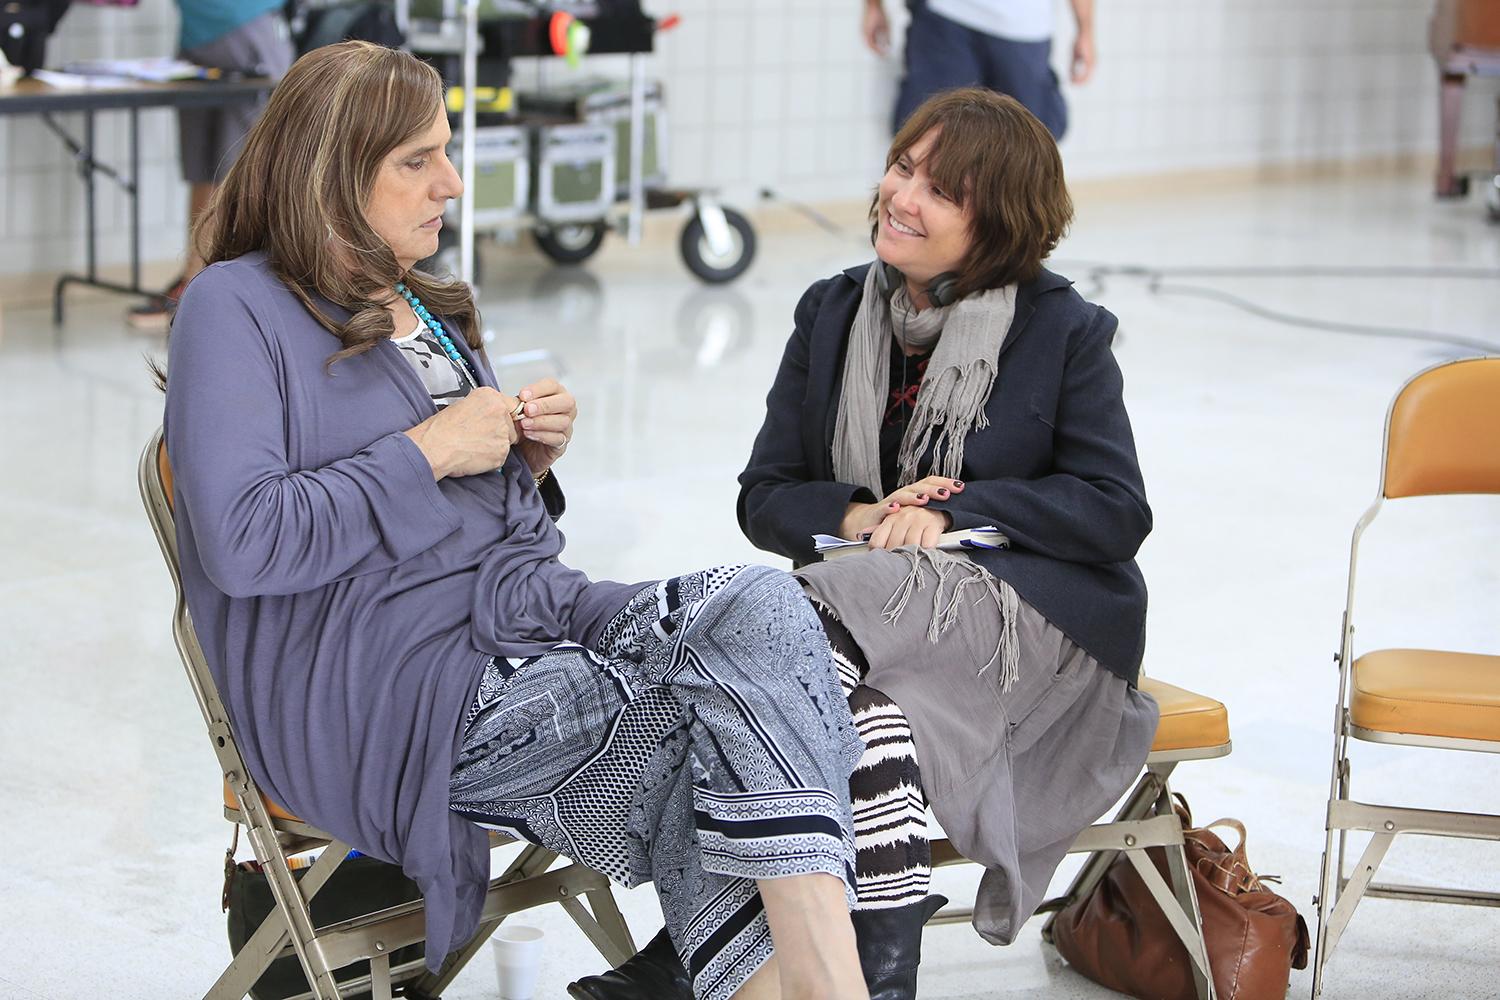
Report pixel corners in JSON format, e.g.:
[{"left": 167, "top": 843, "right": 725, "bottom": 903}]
[
  {"left": 929, "top": 675, "right": 1233, "bottom": 1000},
  {"left": 1311, "top": 356, "right": 1500, "bottom": 996},
  {"left": 139, "top": 427, "right": 637, "bottom": 1000}
]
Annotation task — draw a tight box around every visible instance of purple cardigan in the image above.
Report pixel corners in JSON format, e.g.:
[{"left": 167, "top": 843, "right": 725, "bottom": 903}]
[{"left": 164, "top": 253, "right": 638, "bottom": 966}]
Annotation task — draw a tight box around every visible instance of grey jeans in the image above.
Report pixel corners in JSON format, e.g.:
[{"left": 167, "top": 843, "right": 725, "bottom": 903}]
[
  {"left": 797, "top": 547, "right": 1158, "bottom": 943},
  {"left": 178, "top": 11, "right": 294, "bottom": 184}
]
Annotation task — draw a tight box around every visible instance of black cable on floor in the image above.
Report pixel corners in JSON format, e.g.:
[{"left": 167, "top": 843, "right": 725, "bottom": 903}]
[
  {"left": 759, "top": 188, "right": 853, "bottom": 239},
  {"left": 760, "top": 189, "right": 1500, "bottom": 354},
  {"left": 1148, "top": 281, "right": 1500, "bottom": 354},
  {"left": 1054, "top": 261, "right": 1500, "bottom": 281},
  {"left": 1064, "top": 262, "right": 1500, "bottom": 354}
]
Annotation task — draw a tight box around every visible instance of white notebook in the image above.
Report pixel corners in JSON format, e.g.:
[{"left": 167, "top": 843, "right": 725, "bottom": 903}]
[{"left": 811, "top": 525, "right": 1010, "bottom": 561}]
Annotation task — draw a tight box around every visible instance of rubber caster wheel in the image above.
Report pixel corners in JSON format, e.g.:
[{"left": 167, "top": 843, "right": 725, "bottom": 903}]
[
  {"left": 680, "top": 207, "right": 756, "bottom": 284},
  {"left": 535, "top": 222, "right": 609, "bottom": 265}
]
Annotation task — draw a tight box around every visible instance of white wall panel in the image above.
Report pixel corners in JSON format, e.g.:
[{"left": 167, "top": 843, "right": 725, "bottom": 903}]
[{"left": 3, "top": 0, "right": 1496, "bottom": 276}]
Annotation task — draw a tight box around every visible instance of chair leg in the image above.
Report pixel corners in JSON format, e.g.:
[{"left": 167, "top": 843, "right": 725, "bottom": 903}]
[
  {"left": 1311, "top": 820, "right": 1340, "bottom": 999},
  {"left": 504, "top": 843, "right": 564, "bottom": 881},
  {"left": 1122, "top": 848, "right": 1215, "bottom": 989},
  {"left": 1334, "top": 758, "right": 1351, "bottom": 892},
  {"left": 560, "top": 890, "right": 637, "bottom": 967},
  {"left": 208, "top": 839, "right": 348, "bottom": 1000},
  {"left": 205, "top": 904, "right": 288, "bottom": 1000},
  {"left": 1155, "top": 777, "right": 1215, "bottom": 1000},
  {"left": 407, "top": 845, "right": 565, "bottom": 999},
  {"left": 1320, "top": 831, "right": 1394, "bottom": 966},
  {"left": 208, "top": 837, "right": 349, "bottom": 1000},
  {"left": 1313, "top": 706, "right": 1353, "bottom": 1000},
  {"left": 582, "top": 883, "right": 638, "bottom": 964},
  {"left": 1038, "top": 765, "right": 1172, "bottom": 941},
  {"left": 370, "top": 952, "right": 393, "bottom": 1000},
  {"left": 242, "top": 825, "right": 344, "bottom": 1000}
]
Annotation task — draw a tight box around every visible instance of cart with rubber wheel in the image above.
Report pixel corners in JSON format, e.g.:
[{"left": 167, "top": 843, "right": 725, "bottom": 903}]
[{"left": 401, "top": 0, "right": 758, "bottom": 284}]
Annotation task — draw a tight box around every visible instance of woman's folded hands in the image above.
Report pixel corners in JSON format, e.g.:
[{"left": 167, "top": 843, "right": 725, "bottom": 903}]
[{"left": 839, "top": 475, "right": 963, "bottom": 549}]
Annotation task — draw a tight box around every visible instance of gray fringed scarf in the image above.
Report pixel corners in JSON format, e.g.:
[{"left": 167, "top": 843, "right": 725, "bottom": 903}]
[
  {"left": 826, "top": 265, "right": 1023, "bottom": 691},
  {"left": 833, "top": 264, "right": 1017, "bottom": 496}
]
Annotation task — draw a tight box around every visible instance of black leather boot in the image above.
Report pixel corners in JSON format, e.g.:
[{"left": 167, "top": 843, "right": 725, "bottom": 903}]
[
  {"left": 850, "top": 894, "right": 948, "bottom": 1000},
  {"left": 567, "top": 927, "right": 694, "bottom": 1000}
]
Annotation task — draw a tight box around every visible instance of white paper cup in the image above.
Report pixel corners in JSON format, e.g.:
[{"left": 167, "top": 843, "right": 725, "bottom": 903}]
[{"left": 491, "top": 924, "right": 545, "bottom": 1000}]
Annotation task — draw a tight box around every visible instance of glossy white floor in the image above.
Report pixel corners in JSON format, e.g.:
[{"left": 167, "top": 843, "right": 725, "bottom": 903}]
[{"left": 2, "top": 172, "right": 1498, "bottom": 1000}]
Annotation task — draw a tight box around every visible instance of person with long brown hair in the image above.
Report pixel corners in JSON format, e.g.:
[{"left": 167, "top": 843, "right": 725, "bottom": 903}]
[
  {"left": 734, "top": 87, "right": 1160, "bottom": 997},
  {"left": 162, "top": 41, "right": 872, "bottom": 1000}
]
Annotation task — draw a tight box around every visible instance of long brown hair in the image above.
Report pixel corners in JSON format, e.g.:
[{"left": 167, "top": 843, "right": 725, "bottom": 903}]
[
  {"left": 196, "top": 41, "right": 477, "bottom": 368},
  {"left": 870, "top": 88, "right": 1073, "bottom": 297}
]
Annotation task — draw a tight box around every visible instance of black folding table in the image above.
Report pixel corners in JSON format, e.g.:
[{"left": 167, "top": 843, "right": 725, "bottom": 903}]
[{"left": 0, "top": 75, "right": 274, "bottom": 321}]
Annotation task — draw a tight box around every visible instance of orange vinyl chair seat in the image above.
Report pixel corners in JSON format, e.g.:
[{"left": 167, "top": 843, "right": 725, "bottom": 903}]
[
  {"left": 223, "top": 680, "right": 1233, "bottom": 822},
  {"left": 1140, "top": 677, "right": 1231, "bottom": 753},
  {"left": 1350, "top": 648, "right": 1500, "bottom": 743},
  {"left": 224, "top": 779, "right": 303, "bottom": 824}
]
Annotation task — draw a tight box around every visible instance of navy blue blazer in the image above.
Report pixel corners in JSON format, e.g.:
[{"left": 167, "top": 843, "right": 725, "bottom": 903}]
[{"left": 737, "top": 263, "right": 1150, "bottom": 683}]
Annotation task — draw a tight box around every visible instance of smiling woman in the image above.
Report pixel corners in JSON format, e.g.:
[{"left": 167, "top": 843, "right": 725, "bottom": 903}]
[
  {"left": 873, "top": 132, "right": 973, "bottom": 304},
  {"left": 732, "top": 87, "right": 1159, "bottom": 1000},
  {"left": 868, "top": 89, "right": 1072, "bottom": 308}
]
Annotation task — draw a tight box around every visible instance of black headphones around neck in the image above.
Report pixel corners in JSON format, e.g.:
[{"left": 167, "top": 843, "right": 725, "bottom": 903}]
[{"left": 875, "top": 260, "right": 960, "bottom": 308}]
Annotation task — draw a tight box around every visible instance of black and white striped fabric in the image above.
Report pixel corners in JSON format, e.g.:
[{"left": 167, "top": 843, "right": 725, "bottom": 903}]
[
  {"left": 449, "top": 565, "right": 863, "bottom": 1000},
  {"left": 812, "top": 601, "right": 933, "bottom": 911}
]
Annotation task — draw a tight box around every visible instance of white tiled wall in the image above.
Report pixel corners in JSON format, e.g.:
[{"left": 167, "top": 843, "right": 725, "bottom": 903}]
[
  {"left": 3, "top": 0, "right": 1497, "bottom": 277},
  {"left": 2, "top": 0, "right": 187, "bottom": 278},
  {"left": 1058, "top": 0, "right": 1498, "bottom": 180},
  {"left": 647, "top": 0, "right": 1500, "bottom": 197}
]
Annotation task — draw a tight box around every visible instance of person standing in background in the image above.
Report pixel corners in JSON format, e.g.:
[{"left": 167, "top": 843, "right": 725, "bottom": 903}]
[
  {"left": 862, "top": 0, "right": 1095, "bottom": 139},
  {"left": 128, "top": 0, "right": 294, "bottom": 331}
]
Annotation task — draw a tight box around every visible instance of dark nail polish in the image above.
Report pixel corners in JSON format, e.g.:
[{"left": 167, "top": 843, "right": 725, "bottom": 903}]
[{"left": 953, "top": 480, "right": 964, "bottom": 488}]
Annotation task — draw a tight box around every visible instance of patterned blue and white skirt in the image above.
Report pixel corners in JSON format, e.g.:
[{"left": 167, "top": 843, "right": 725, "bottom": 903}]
[{"left": 449, "top": 564, "right": 863, "bottom": 1000}]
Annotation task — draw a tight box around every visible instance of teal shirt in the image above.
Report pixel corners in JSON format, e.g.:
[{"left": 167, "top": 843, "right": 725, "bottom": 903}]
[{"left": 177, "top": 0, "right": 284, "bottom": 52}]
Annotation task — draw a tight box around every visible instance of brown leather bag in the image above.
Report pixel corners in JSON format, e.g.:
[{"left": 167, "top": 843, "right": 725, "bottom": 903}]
[{"left": 1051, "top": 799, "right": 1310, "bottom": 1000}]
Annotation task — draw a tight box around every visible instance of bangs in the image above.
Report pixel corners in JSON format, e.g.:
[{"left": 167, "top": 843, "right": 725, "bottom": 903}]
[
  {"left": 384, "top": 61, "right": 445, "bottom": 151},
  {"left": 347, "top": 56, "right": 444, "bottom": 174},
  {"left": 875, "top": 88, "right": 1072, "bottom": 295},
  {"left": 915, "top": 125, "right": 984, "bottom": 209},
  {"left": 889, "top": 103, "right": 1002, "bottom": 211}
]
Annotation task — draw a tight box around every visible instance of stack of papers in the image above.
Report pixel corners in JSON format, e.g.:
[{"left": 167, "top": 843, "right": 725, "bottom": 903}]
[
  {"left": 61, "top": 58, "right": 210, "bottom": 82},
  {"left": 812, "top": 525, "right": 1010, "bottom": 560},
  {"left": 33, "top": 69, "right": 133, "bottom": 89}
]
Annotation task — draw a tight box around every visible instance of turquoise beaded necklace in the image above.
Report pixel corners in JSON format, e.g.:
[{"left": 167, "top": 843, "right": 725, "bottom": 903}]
[
  {"left": 395, "top": 280, "right": 557, "bottom": 488},
  {"left": 396, "top": 281, "right": 477, "bottom": 388}
]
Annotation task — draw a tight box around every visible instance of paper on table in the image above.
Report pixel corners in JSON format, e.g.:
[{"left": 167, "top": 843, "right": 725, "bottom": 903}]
[
  {"left": 812, "top": 525, "right": 1010, "bottom": 560},
  {"left": 33, "top": 69, "right": 135, "bottom": 89},
  {"left": 62, "top": 58, "right": 210, "bottom": 82}
]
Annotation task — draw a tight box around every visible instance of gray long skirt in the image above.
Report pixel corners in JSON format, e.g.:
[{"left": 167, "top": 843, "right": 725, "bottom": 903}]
[
  {"left": 797, "top": 548, "right": 1159, "bottom": 945},
  {"left": 449, "top": 564, "right": 863, "bottom": 1000}
]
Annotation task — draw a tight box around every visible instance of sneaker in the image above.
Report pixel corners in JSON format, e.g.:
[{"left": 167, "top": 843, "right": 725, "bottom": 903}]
[{"left": 126, "top": 275, "right": 187, "bottom": 333}]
